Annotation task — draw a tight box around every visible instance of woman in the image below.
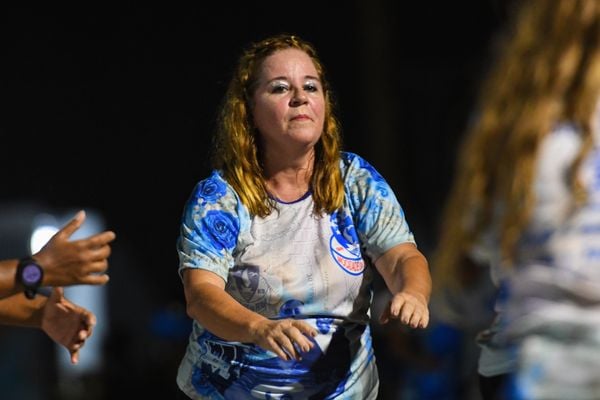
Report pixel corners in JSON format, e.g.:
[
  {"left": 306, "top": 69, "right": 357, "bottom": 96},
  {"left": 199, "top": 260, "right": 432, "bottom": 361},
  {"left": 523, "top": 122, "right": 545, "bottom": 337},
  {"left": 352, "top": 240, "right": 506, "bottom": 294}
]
[
  {"left": 431, "top": 1, "right": 600, "bottom": 399},
  {"left": 175, "top": 34, "right": 431, "bottom": 399}
]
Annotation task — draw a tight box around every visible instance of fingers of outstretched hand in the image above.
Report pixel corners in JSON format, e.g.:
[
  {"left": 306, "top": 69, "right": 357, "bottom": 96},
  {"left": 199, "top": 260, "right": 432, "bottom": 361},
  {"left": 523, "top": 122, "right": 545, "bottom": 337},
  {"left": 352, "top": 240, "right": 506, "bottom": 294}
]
[
  {"left": 76, "top": 233, "right": 115, "bottom": 273},
  {"left": 63, "top": 244, "right": 112, "bottom": 284},
  {"left": 87, "top": 242, "right": 113, "bottom": 261},
  {"left": 258, "top": 320, "right": 317, "bottom": 361},
  {"left": 417, "top": 311, "right": 430, "bottom": 328},
  {"left": 288, "top": 321, "right": 317, "bottom": 352},
  {"left": 71, "top": 233, "right": 114, "bottom": 266},
  {"left": 77, "top": 327, "right": 90, "bottom": 341},
  {"left": 56, "top": 210, "right": 86, "bottom": 240},
  {"left": 69, "top": 319, "right": 95, "bottom": 365},
  {"left": 70, "top": 349, "right": 80, "bottom": 365},
  {"left": 276, "top": 335, "right": 299, "bottom": 360},
  {"left": 68, "top": 335, "right": 86, "bottom": 365},
  {"left": 62, "top": 263, "right": 110, "bottom": 286},
  {"left": 37, "top": 228, "right": 114, "bottom": 287},
  {"left": 265, "top": 337, "right": 290, "bottom": 360},
  {"left": 388, "top": 293, "right": 429, "bottom": 329},
  {"left": 84, "top": 311, "right": 97, "bottom": 330},
  {"left": 82, "top": 259, "right": 110, "bottom": 277},
  {"left": 87, "top": 230, "right": 117, "bottom": 247},
  {"left": 292, "top": 320, "right": 318, "bottom": 338},
  {"left": 398, "top": 302, "right": 416, "bottom": 325}
]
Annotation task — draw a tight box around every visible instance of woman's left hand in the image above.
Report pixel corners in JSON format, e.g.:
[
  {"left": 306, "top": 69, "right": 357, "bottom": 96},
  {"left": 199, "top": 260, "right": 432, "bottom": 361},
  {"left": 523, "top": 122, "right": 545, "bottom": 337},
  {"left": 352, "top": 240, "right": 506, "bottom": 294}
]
[{"left": 379, "top": 290, "right": 429, "bottom": 328}]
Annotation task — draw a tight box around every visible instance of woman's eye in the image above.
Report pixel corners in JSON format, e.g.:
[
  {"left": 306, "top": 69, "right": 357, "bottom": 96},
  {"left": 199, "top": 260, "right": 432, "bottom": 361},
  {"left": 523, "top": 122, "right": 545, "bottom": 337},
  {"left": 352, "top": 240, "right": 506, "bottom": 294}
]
[
  {"left": 270, "top": 83, "right": 289, "bottom": 93},
  {"left": 304, "top": 83, "right": 319, "bottom": 92}
]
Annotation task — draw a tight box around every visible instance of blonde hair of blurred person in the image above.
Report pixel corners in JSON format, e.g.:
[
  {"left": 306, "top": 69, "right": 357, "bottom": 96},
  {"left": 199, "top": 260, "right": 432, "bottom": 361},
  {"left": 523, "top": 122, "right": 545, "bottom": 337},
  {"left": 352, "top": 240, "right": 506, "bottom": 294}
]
[
  {"left": 431, "top": 1, "right": 600, "bottom": 398},
  {"left": 433, "top": 0, "right": 600, "bottom": 291}
]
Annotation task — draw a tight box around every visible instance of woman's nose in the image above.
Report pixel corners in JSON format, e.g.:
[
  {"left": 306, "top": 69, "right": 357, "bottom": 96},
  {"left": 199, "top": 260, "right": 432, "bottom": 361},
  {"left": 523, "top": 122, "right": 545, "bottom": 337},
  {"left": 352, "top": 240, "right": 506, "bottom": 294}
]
[{"left": 290, "top": 91, "right": 308, "bottom": 106}]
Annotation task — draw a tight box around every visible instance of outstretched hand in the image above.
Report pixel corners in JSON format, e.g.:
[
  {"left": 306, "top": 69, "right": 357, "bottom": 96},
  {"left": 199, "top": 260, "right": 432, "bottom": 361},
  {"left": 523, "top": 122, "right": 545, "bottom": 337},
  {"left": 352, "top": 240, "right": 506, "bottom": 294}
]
[
  {"left": 379, "top": 290, "right": 429, "bottom": 329},
  {"left": 34, "top": 210, "right": 116, "bottom": 287},
  {"left": 250, "top": 318, "right": 318, "bottom": 361},
  {"left": 40, "top": 287, "right": 96, "bottom": 364}
]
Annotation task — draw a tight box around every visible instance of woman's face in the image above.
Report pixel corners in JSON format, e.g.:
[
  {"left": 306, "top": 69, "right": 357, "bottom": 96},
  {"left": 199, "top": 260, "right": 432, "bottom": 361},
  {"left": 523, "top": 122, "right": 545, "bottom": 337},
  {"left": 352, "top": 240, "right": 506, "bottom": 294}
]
[{"left": 251, "top": 48, "right": 325, "bottom": 155}]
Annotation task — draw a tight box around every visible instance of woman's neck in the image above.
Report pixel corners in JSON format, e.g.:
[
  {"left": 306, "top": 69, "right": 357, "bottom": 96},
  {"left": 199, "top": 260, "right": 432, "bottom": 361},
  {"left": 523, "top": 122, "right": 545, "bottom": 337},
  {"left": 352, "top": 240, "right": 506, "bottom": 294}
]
[{"left": 263, "top": 150, "right": 314, "bottom": 202}]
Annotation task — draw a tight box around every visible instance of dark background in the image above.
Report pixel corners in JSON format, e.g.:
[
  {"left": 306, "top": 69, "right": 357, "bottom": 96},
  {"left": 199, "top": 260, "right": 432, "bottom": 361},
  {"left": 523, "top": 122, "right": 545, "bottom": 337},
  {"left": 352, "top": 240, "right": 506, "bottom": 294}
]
[{"left": 1, "top": 2, "right": 508, "bottom": 399}]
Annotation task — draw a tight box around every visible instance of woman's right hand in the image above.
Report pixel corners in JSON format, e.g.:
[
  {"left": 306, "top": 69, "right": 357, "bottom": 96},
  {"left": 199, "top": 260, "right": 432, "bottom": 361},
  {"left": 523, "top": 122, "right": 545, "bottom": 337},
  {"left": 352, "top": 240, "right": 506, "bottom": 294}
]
[{"left": 250, "top": 318, "right": 318, "bottom": 361}]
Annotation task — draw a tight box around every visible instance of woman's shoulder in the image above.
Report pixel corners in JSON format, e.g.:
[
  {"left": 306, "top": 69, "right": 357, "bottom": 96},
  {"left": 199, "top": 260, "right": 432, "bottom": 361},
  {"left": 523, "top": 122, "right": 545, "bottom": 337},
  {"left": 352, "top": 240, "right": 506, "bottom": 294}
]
[
  {"left": 340, "top": 151, "right": 385, "bottom": 182},
  {"left": 340, "top": 151, "right": 374, "bottom": 173},
  {"left": 188, "top": 170, "right": 241, "bottom": 208},
  {"left": 340, "top": 151, "right": 363, "bottom": 166}
]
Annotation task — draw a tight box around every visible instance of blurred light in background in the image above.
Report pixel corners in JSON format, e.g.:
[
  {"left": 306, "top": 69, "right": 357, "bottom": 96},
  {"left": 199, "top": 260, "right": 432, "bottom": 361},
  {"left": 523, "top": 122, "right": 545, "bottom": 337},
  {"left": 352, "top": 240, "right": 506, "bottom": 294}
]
[{"left": 30, "top": 223, "right": 59, "bottom": 254}]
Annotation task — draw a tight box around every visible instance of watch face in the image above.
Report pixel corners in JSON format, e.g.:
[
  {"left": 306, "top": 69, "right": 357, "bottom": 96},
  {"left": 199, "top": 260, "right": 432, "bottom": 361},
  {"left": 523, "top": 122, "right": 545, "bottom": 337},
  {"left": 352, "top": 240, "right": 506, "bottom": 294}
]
[{"left": 22, "top": 263, "right": 43, "bottom": 285}]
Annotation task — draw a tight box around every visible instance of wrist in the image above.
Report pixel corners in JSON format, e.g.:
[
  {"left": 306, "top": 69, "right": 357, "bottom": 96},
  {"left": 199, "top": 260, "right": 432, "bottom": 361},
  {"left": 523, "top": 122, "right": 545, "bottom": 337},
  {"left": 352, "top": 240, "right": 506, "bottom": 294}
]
[
  {"left": 246, "top": 315, "right": 268, "bottom": 343},
  {"left": 15, "top": 257, "right": 45, "bottom": 299}
]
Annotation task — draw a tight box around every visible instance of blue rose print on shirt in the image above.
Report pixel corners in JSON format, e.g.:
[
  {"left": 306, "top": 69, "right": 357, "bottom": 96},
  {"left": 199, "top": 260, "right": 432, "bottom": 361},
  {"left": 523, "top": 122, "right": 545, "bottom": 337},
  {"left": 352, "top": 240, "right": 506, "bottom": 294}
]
[
  {"left": 279, "top": 299, "right": 304, "bottom": 318},
  {"left": 197, "top": 177, "right": 227, "bottom": 205},
  {"left": 316, "top": 317, "right": 334, "bottom": 334},
  {"left": 201, "top": 210, "right": 239, "bottom": 252}
]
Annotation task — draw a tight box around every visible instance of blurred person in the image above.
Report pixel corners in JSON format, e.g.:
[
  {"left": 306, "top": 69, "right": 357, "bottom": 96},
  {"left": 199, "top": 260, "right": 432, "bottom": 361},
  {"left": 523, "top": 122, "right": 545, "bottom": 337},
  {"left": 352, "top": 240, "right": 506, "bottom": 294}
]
[
  {"left": 0, "top": 209, "right": 116, "bottom": 363},
  {"left": 175, "top": 33, "right": 431, "bottom": 399},
  {"left": 0, "top": 287, "right": 96, "bottom": 365},
  {"left": 431, "top": 0, "right": 600, "bottom": 399}
]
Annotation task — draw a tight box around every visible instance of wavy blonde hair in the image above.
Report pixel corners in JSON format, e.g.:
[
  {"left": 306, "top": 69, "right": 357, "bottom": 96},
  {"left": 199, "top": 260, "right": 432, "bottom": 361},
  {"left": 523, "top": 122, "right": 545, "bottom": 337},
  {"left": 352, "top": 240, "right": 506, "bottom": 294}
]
[
  {"left": 433, "top": 0, "right": 600, "bottom": 289},
  {"left": 211, "top": 33, "right": 344, "bottom": 217}
]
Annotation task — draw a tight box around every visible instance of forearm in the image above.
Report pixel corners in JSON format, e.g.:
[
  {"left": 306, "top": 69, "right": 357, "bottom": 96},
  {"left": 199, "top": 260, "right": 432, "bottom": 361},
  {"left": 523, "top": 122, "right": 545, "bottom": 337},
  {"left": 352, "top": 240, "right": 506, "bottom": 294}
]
[
  {"left": 375, "top": 244, "right": 431, "bottom": 327},
  {"left": 185, "top": 281, "right": 268, "bottom": 343},
  {"left": 394, "top": 254, "right": 432, "bottom": 302},
  {"left": 0, "top": 293, "right": 45, "bottom": 327},
  {"left": 0, "top": 259, "right": 20, "bottom": 299},
  {"left": 376, "top": 243, "right": 432, "bottom": 301}
]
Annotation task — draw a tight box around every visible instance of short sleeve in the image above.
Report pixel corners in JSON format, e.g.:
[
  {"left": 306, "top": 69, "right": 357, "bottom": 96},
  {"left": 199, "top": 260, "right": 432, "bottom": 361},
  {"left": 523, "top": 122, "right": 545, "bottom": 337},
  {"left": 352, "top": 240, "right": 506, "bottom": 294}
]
[
  {"left": 341, "top": 152, "right": 415, "bottom": 262},
  {"left": 176, "top": 171, "right": 247, "bottom": 281}
]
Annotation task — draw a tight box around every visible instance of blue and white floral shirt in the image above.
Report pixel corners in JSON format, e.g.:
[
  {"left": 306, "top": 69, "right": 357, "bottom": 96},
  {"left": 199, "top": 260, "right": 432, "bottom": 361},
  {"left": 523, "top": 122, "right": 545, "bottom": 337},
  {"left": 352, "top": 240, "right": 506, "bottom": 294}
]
[
  {"left": 477, "top": 115, "right": 600, "bottom": 378},
  {"left": 176, "top": 152, "right": 416, "bottom": 399}
]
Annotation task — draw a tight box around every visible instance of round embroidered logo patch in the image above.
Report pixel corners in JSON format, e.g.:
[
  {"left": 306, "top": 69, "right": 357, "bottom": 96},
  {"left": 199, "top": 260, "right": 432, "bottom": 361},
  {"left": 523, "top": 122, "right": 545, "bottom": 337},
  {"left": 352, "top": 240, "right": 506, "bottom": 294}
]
[{"left": 329, "top": 211, "right": 365, "bottom": 275}]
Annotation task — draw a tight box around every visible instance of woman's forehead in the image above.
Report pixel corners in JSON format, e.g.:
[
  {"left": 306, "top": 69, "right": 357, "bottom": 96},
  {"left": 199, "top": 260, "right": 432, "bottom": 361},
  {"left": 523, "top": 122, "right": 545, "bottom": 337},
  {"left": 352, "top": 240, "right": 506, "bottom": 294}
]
[{"left": 259, "top": 48, "right": 318, "bottom": 78}]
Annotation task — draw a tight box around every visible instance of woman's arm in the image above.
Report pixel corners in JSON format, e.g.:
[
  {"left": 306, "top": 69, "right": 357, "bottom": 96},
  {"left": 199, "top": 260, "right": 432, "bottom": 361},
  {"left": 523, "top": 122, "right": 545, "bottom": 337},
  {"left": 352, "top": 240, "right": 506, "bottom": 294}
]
[
  {"left": 374, "top": 242, "right": 431, "bottom": 328},
  {"left": 183, "top": 268, "right": 317, "bottom": 360}
]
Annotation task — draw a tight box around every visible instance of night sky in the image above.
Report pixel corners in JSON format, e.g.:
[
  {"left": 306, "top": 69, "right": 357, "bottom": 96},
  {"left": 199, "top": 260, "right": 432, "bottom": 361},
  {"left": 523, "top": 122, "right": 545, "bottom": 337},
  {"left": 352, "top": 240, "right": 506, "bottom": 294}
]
[{"left": 1, "top": 2, "right": 506, "bottom": 397}]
